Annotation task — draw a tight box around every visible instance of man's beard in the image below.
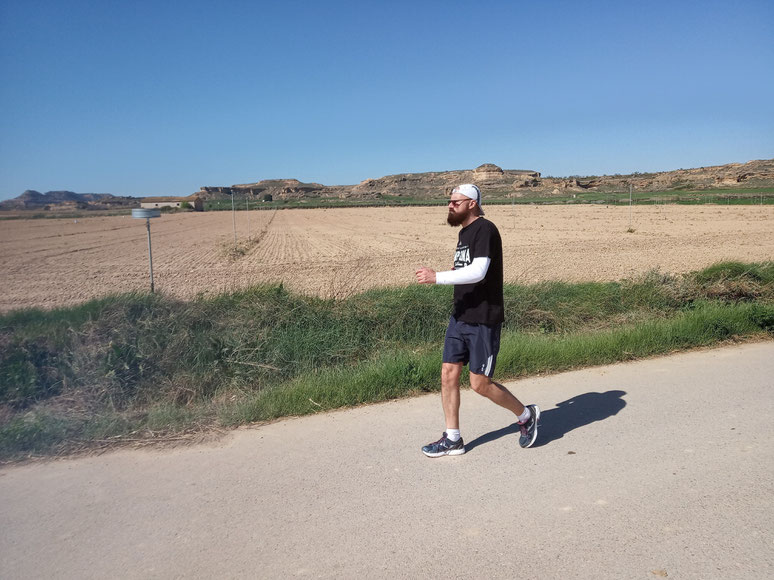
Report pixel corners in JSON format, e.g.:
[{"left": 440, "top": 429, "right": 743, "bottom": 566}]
[{"left": 447, "top": 210, "right": 466, "bottom": 226}]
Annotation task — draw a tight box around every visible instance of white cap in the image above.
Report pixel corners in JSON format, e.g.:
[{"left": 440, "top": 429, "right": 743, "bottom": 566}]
[{"left": 452, "top": 184, "right": 484, "bottom": 215}]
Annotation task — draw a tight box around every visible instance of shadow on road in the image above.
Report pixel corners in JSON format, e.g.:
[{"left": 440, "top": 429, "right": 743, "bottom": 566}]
[{"left": 465, "top": 390, "right": 627, "bottom": 452}]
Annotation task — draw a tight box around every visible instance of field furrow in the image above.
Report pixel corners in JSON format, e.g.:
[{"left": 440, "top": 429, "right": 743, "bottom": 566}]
[{"left": 1, "top": 205, "right": 772, "bottom": 311}]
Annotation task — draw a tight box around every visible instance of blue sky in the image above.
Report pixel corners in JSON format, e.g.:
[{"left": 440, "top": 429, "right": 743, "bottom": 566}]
[{"left": 1, "top": 0, "right": 772, "bottom": 199}]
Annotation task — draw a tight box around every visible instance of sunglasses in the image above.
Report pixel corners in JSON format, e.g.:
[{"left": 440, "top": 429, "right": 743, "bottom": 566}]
[{"left": 448, "top": 198, "right": 470, "bottom": 207}]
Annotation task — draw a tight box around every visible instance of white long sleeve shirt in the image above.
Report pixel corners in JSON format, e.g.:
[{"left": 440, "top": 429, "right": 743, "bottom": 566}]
[{"left": 435, "top": 257, "right": 491, "bottom": 285}]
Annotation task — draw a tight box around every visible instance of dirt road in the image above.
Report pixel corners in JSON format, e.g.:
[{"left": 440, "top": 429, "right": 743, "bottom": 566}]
[
  {"left": 2, "top": 341, "right": 772, "bottom": 579},
  {"left": 1, "top": 204, "right": 772, "bottom": 311}
]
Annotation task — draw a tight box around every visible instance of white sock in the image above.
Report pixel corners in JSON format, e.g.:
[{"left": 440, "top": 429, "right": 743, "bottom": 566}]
[
  {"left": 518, "top": 407, "right": 531, "bottom": 424},
  {"left": 446, "top": 428, "right": 461, "bottom": 442}
]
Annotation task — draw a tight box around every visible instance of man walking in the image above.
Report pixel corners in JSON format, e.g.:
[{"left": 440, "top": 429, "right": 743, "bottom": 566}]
[{"left": 415, "top": 184, "right": 539, "bottom": 457}]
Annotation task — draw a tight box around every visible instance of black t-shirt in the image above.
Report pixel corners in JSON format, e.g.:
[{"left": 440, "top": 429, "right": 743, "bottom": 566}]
[{"left": 451, "top": 217, "right": 504, "bottom": 325}]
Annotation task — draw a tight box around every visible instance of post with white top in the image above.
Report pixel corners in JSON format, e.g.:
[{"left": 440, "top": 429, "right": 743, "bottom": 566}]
[{"left": 132, "top": 208, "right": 161, "bottom": 293}]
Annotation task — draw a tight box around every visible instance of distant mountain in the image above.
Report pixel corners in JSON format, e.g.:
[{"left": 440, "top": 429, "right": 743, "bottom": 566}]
[
  {"left": 4, "top": 158, "right": 773, "bottom": 211},
  {"left": 195, "top": 158, "right": 774, "bottom": 202},
  {"left": 0, "top": 190, "right": 139, "bottom": 210}
]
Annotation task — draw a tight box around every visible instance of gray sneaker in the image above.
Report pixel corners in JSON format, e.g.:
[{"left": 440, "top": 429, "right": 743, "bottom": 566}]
[
  {"left": 518, "top": 405, "right": 540, "bottom": 448},
  {"left": 422, "top": 432, "right": 466, "bottom": 457}
]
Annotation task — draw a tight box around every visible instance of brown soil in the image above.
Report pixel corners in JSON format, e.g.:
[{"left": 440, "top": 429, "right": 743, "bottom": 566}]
[{"left": 1, "top": 204, "right": 772, "bottom": 312}]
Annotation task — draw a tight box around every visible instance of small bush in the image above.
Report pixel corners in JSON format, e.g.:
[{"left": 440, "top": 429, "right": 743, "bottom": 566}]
[
  {"left": 695, "top": 261, "right": 764, "bottom": 284},
  {"left": 0, "top": 412, "right": 78, "bottom": 456},
  {"left": 692, "top": 261, "right": 774, "bottom": 302},
  {"left": 0, "top": 340, "right": 64, "bottom": 407},
  {"left": 749, "top": 303, "right": 774, "bottom": 333}
]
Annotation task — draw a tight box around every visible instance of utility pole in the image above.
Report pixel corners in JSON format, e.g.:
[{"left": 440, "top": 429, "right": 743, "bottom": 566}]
[
  {"left": 246, "top": 194, "right": 251, "bottom": 241},
  {"left": 231, "top": 191, "right": 237, "bottom": 246}
]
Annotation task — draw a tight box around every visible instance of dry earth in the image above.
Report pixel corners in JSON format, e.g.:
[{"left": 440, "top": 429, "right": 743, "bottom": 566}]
[{"left": 1, "top": 204, "right": 773, "bottom": 312}]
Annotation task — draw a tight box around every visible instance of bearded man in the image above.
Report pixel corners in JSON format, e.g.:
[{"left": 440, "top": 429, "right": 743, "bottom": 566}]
[{"left": 415, "top": 184, "right": 540, "bottom": 457}]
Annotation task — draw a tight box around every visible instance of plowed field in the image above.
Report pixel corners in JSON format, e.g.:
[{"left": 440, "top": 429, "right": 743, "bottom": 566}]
[{"left": 1, "top": 204, "right": 772, "bottom": 312}]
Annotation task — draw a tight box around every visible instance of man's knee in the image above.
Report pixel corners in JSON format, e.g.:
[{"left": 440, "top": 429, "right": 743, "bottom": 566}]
[
  {"left": 469, "top": 372, "right": 492, "bottom": 395},
  {"left": 442, "top": 363, "right": 463, "bottom": 389}
]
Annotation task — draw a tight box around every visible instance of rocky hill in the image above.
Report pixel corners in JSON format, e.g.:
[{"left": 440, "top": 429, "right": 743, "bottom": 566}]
[
  {"left": 3, "top": 158, "right": 772, "bottom": 210},
  {"left": 0, "top": 190, "right": 138, "bottom": 211},
  {"left": 196, "top": 158, "right": 774, "bottom": 201}
]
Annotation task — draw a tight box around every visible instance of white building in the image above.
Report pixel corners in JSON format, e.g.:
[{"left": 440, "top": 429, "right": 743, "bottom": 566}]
[{"left": 140, "top": 196, "right": 203, "bottom": 211}]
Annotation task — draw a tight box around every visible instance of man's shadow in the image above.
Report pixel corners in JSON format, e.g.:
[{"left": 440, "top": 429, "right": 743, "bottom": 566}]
[{"left": 465, "top": 390, "right": 627, "bottom": 452}]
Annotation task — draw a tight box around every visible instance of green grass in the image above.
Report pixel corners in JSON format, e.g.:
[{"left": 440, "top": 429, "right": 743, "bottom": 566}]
[
  {"left": 223, "top": 301, "right": 773, "bottom": 424},
  {"left": 1, "top": 261, "right": 772, "bottom": 460},
  {"left": 201, "top": 187, "right": 774, "bottom": 211}
]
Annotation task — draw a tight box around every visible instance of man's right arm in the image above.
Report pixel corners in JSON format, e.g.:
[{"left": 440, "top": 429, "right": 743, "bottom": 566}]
[{"left": 435, "top": 257, "right": 491, "bottom": 285}]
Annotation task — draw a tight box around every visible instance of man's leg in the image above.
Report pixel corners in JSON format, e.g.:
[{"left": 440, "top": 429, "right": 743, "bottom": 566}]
[
  {"left": 422, "top": 318, "right": 467, "bottom": 457},
  {"left": 468, "top": 372, "right": 525, "bottom": 416},
  {"left": 469, "top": 372, "right": 540, "bottom": 449},
  {"left": 441, "top": 362, "right": 463, "bottom": 429},
  {"left": 421, "top": 363, "right": 466, "bottom": 458}
]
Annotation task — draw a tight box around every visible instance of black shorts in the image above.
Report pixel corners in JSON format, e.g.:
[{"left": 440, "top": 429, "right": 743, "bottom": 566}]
[{"left": 442, "top": 316, "right": 502, "bottom": 378}]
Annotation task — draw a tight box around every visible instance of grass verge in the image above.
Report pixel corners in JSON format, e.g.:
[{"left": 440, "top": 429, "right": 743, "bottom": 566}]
[
  {"left": 222, "top": 301, "right": 773, "bottom": 424},
  {"left": 1, "top": 261, "right": 772, "bottom": 461}
]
